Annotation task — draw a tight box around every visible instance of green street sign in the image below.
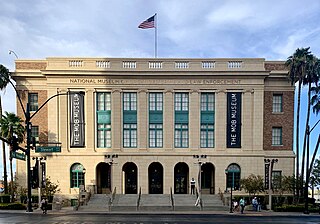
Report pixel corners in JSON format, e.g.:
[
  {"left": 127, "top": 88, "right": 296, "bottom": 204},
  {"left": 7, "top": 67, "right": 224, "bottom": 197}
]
[
  {"left": 35, "top": 146, "right": 61, "bottom": 153},
  {"left": 11, "top": 151, "right": 26, "bottom": 161}
]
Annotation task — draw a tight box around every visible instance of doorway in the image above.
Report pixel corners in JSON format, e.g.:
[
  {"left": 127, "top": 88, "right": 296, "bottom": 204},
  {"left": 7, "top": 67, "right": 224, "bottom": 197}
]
[
  {"left": 148, "top": 162, "right": 163, "bottom": 194},
  {"left": 123, "top": 162, "right": 138, "bottom": 194},
  {"left": 96, "top": 162, "right": 111, "bottom": 194},
  {"left": 174, "top": 162, "right": 189, "bottom": 194}
]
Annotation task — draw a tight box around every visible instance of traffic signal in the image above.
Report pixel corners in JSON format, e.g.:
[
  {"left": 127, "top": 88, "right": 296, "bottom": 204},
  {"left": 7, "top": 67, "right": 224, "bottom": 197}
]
[
  {"left": 10, "top": 136, "right": 19, "bottom": 152},
  {"left": 31, "top": 161, "right": 39, "bottom": 189}
]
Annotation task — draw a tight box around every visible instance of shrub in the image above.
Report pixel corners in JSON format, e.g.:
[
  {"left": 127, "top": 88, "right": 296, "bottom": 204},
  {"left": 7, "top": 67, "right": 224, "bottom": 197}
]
[
  {"left": 0, "top": 203, "right": 26, "bottom": 210},
  {"left": 0, "top": 195, "right": 11, "bottom": 203}
]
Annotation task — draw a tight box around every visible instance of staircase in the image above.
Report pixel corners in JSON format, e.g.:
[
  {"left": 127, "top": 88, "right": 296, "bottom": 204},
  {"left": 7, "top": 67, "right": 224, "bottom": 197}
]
[
  {"left": 79, "top": 193, "right": 228, "bottom": 212},
  {"left": 78, "top": 194, "right": 110, "bottom": 212}
]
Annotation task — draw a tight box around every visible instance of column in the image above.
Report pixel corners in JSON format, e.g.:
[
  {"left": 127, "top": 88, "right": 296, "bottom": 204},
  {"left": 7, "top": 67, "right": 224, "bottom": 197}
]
[
  {"left": 189, "top": 90, "right": 200, "bottom": 151},
  {"left": 164, "top": 90, "right": 173, "bottom": 150},
  {"left": 112, "top": 89, "right": 121, "bottom": 151},
  {"left": 138, "top": 89, "right": 148, "bottom": 150}
]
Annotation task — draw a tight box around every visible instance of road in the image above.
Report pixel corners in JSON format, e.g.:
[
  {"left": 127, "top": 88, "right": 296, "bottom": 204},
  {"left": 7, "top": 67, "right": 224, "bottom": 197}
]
[{"left": 0, "top": 213, "right": 320, "bottom": 224}]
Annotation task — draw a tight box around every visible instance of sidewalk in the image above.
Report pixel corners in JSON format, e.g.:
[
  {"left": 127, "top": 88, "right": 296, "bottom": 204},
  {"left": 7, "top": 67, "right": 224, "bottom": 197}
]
[{"left": 0, "top": 207, "right": 319, "bottom": 216}]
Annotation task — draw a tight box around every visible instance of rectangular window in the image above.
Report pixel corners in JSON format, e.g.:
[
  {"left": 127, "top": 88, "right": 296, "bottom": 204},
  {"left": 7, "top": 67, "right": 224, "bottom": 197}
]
[
  {"left": 97, "top": 93, "right": 111, "bottom": 111},
  {"left": 123, "top": 124, "right": 137, "bottom": 147},
  {"left": 175, "top": 93, "right": 189, "bottom": 111},
  {"left": 272, "top": 127, "right": 282, "bottom": 146},
  {"left": 31, "top": 126, "right": 39, "bottom": 143},
  {"left": 149, "top": 93, "right": 163, "bottom": 111},
  {"left": 175, "top": 93, "right": 189, "bottom": 148},
  {"left": 174, "top": 124, "right": 188, "bottom": 148},
  {"left": 200, "top": 93, "right": 215, "bottom": 148},
  {"left": 71, "top": 172, "right": 84, "bottom": 188},
  {"left": 273, "top": 94, "right": 283, "bottom": 112},
  {"left": 97, "top": 124, "right": 111, "bottom": 148},
  {"left": 201, "top": 93, "right": 215, "bottom": 111},
  {"left": 124, "top": 93, "right": 137, "bottom": 111},
  {"left": 149, "top": 124, "right": 163, "bottom": 148},
  {"left": 28, "top": 93, "right": 38, "bottom": 112},
  {"left": 123, "top": 92, "right": 137, "bottom": 148},
  {"left": 272, "top": 171, "right": 282, "bottom": 189},
  {"left": 201, "top": 124, "right": 214, "bottom": 148},
  {"left": 96, "top": 93, "right": 111, "bottom": 148}
]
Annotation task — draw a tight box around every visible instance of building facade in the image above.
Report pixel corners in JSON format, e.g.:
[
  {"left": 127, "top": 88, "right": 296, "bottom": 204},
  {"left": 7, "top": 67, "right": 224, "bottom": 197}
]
[{"left": 13, "top": 57, "right": 295, "bottom": 199}]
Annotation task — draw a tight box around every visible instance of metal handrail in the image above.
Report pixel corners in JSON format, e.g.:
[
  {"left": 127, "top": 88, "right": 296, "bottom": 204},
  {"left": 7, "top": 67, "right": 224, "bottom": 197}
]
[
  {"left": 136, "top": 187, "right": 141, "bottom": 211},
  {"left": 108, "top": 187, "right": 116, "bottom": 211},
  {"left": 170, "top": 187, "right": 174, "bottom": 210}
]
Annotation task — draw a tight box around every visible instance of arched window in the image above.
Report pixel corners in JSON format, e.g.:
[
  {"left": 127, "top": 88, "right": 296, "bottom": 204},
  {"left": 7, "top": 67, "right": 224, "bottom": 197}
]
[
  {"left": 70, "top": 163, "right": 85, "bottom": 188},
  {"left": 225, "top": 163, "right": 241, "bottom": 189}
]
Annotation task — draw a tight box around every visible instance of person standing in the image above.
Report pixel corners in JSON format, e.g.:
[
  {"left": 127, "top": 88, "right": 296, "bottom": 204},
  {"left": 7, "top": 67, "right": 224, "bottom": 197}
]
[
  {"left": 239, "top": 197, "right": 245, "bottom": 214},
  {"left": 40, "top": 197, "right": 48, "bottom": 214},
  {"left": 252, "top": 197, "right": 258, "bottom": 211},
  {"left": 190, "top": 178, "right": 196, "bottom": 195}
]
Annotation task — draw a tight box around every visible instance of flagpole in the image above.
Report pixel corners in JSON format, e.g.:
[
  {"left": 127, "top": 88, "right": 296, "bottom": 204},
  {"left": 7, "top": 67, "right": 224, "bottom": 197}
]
[{"left": 155, "top": 13, "right": 157, "bottom": 58}]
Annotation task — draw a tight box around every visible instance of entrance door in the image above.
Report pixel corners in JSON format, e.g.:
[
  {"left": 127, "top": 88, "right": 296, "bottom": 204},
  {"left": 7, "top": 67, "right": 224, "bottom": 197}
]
[
  {"left": 96, "top": 162, "right": 111, "bottom": 194},
  {"left": 123, "top": 162, "right": 138, "bottom": 194},
  {"left": 174, "top": 162, "right": 189, "bottom": 194},
  {"left": 201, "top": 163, "right": 215, "bottom": 194},
  {"left": 148, "top": 162, "right": 163, "bottom": 194}
]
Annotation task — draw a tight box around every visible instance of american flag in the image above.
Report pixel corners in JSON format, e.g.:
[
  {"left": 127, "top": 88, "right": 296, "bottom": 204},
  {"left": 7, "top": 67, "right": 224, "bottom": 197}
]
[{"left": 138, "top": 15, "right": 155, "bottom": 29}]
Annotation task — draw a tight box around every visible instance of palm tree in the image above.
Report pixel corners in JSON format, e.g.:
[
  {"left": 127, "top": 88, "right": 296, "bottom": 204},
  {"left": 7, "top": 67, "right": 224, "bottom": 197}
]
[
  {"left": 0, "top": 64, "right": 11, "bottom": 195},
  {"left": 301, "top": 55, "right": 320, "bottom": 195},
  {"left": 0, "top": 112, "right": 25, "bottom": 201},
  {"left": 286, "top": 47, "right": 311, "bottom": 200}
]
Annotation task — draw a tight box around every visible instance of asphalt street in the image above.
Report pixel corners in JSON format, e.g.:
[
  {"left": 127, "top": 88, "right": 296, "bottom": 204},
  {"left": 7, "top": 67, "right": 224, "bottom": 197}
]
[{"left": 0, "top": 212, "right": 320, "bottom": 224}]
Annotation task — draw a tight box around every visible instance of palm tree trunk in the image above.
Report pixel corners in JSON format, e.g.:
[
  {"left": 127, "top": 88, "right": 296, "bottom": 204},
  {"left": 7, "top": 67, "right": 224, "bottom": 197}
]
[
  {"left": 295, "top": 81, "right": 301, "bottom": 201},
  {"left": 1, "top": 141, "right": 8, "bottom": 194},
  {"left": 0, "top": 97, "right": 8, "bottom": 194},
  {"left": 301, "top": 81, "right": 312, "bottom": 199},
  {"left": 10, "top": 157, "right": 14, "bottom": 202}
]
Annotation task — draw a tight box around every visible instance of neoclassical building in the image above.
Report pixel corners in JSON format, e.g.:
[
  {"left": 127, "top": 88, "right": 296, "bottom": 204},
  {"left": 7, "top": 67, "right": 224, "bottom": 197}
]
[{"left": 13, "top": 57, "right": 295, "bottom": 199}]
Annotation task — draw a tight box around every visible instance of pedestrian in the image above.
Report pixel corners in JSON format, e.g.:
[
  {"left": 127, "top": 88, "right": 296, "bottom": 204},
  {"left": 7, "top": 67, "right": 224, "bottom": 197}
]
[
  {"left": 190, "top": 177, "right": 196, "bottom": 195},
  {"left": 233, "top": 200, "right": 239, "bottom": 212},
  {"left": 257, "top": 197, "right": 262, "bottom": 211},
  {"left": 252, "top": 197, "right": 258, "bottom": 211},
  {"left": 239, "top": 197, "right": 245, "bottom": 214},
  {"left": 40, "top": 197, "right": 48, "bottom": 214}
]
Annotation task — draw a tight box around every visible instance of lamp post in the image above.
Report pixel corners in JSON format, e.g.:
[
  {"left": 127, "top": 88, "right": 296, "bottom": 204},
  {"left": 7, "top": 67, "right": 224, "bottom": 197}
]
[
  {"left": 0, "top": 72, "right": 84, "bottom": 212},
  {"left": 264, "top": 158, "right": 278, "bottom": 210},
  {"left": 193, "top": 154, "right": 207, "bottom": 210},
  {"left": 225, "top": 169, "right": 234, "bottom": 213}
]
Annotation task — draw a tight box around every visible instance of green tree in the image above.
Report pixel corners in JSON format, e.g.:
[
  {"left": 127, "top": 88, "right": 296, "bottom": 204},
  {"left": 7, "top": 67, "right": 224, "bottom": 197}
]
[
  {"left": 311, "top": 158, "right": 320, "bottom": 188},
  {"left": 42, "top": 177, "right": 61, "bottom": 201},
  {"left": 0, "top": 64, "right": 11, "bottom": 194},
  {"left": 286, "top": 47, "right": 311, "bottom": 199},
  {"left": 0, "top": 112, "right": 25, "bottom": 202},
  {"left": 240, "top": 174, "right": 264, "bottom": 196}
]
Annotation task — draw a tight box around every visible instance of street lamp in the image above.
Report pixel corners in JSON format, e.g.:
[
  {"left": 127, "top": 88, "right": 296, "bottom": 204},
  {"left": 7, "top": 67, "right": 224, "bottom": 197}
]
[
  {"left": 264, "top": 158, "right": 278, "bottom": 210},
  {"left": 225, "top": 169, "right": 234, "bottom": 213},
  {"left": 0, "top": 72, "right": 84, "bottom": 212},
  {"left": 193, "top": 154, "right": 207, "bottom": 210}
]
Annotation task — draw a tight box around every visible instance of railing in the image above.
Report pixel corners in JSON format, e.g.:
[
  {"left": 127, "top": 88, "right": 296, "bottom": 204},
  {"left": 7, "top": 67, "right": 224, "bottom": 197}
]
[
  {"left": 170, "top": 187, "right": 175, "bottom": 211},
  {"left": 136, "top": 187, "right": 141, "bottom": 211},
  {"left": 108, "top": 187, "right": 117, "bottom": 211}
]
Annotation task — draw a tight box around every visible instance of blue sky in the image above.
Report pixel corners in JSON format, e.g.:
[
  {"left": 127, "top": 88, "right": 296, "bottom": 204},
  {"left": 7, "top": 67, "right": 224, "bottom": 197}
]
[{"left": 0, "top": 0, "right": 320, "bottom": 179}]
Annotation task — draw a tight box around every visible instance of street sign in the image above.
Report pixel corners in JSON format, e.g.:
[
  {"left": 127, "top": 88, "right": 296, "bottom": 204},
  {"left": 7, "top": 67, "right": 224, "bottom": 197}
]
[
  {"left": 35, "top": 146, "right": 61, "bottom": 153},
  {"left": 11, "top": 151, "right": 26, "bottom": 161}
]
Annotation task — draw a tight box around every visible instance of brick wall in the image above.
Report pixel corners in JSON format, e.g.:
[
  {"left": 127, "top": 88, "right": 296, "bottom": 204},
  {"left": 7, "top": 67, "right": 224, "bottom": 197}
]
[
  {"left": 16, "top": 90, "right": 48, "bottom": 143},
  {"left": 263, "top": 91, "right": 294, "bottom": 150}
]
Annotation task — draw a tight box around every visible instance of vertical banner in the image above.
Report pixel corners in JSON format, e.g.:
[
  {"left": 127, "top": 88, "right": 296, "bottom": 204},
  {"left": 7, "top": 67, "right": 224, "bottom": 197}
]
[
  {"left": 265, "top": 163, "right": 270, "bottom": 189},
  {"left": 70, "top": 92, "right": 85, "bottom": 147},
  {"left": 226, "top": 92, "right": 242, "bottom": 148}
]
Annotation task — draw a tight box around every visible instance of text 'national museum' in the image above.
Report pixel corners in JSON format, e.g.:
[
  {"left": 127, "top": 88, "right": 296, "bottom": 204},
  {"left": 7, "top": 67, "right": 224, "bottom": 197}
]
[{"left": 13, "top": 57, "right": 295, "bottom": 199}]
